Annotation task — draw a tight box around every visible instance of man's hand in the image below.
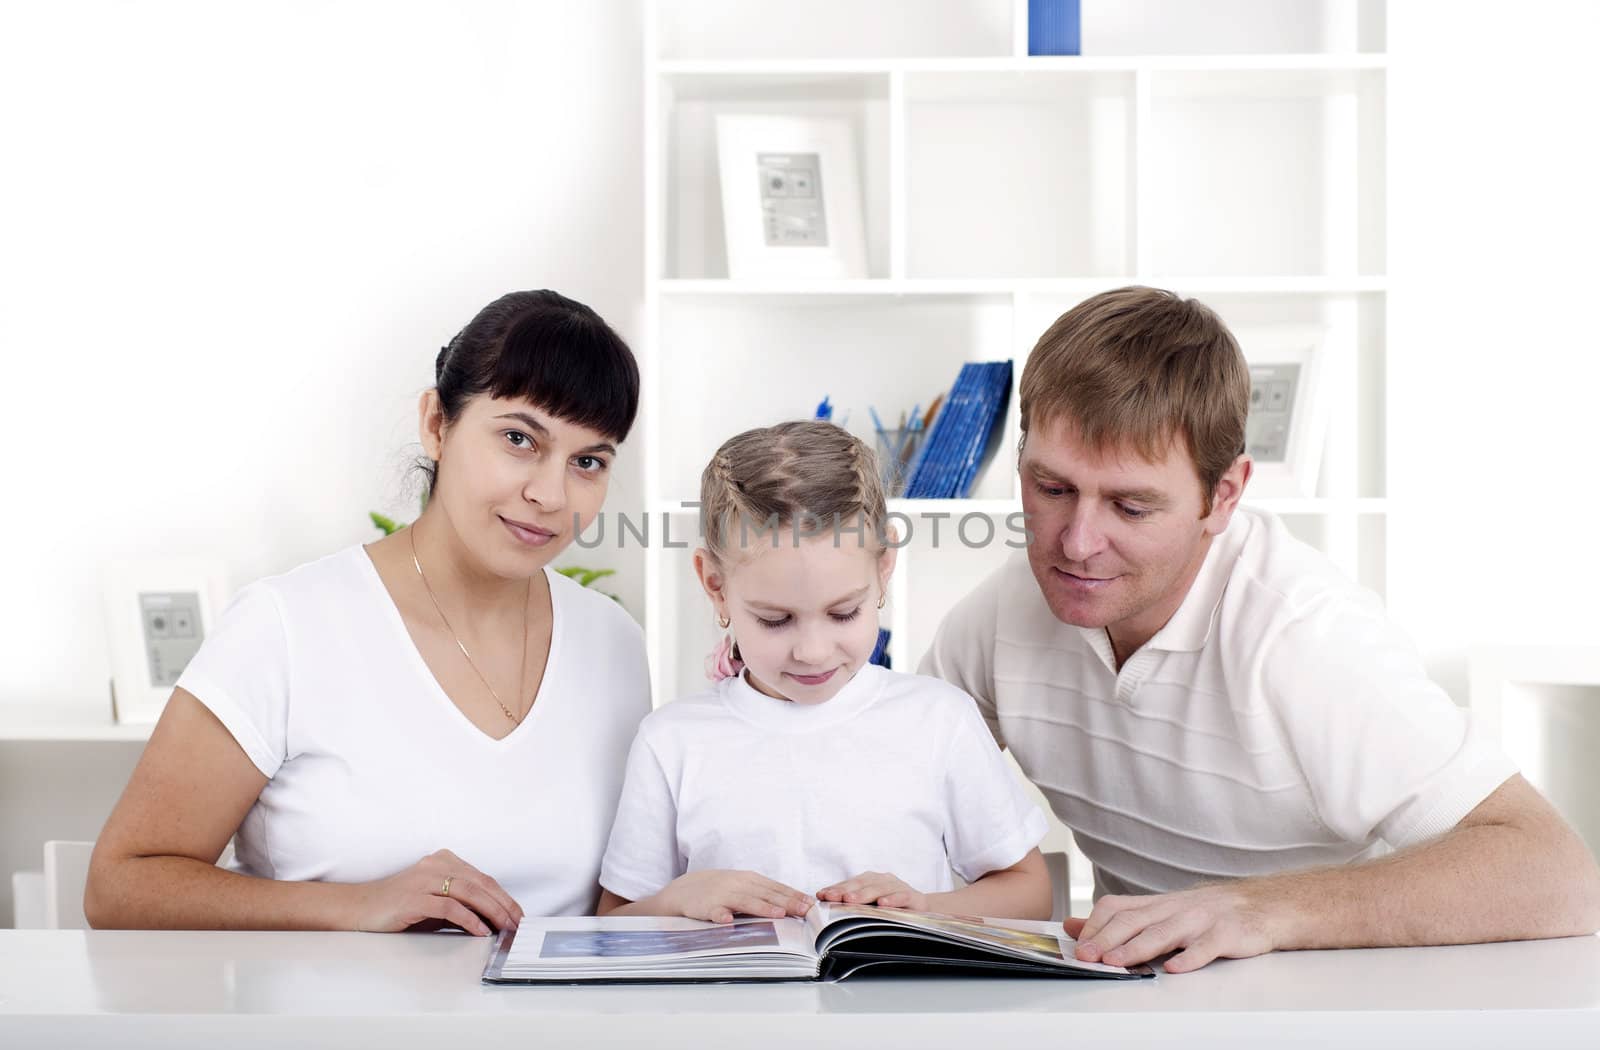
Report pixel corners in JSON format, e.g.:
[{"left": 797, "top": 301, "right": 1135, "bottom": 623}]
[{"left": 1064, "top": 882, "right": 1282, "bottom": 973}]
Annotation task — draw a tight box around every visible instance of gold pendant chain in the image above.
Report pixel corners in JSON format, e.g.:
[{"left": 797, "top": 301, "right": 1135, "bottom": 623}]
[{"left": 409, "top": 525, "right": 528, "bottom": 724}]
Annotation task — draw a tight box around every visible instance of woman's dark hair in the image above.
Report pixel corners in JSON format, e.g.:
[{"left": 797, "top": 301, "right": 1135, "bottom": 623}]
[{"left": 421, "top": 290, "right": 640, "bottom": 497}]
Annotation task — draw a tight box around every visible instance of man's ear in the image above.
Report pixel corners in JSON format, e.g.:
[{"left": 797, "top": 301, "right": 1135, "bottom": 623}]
[
  {"left": 1203, "top": 454, "right": 1253, "bottom": 535},
  {"left": 419, "top": 389, "right": 446, "bottom": 461}
]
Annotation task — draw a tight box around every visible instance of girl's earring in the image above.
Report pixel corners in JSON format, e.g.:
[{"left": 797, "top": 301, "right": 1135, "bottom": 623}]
[
  {"left": 717, "top": 613, "right": 731, "bottom": 629},
  {"left": 877, "top": 595, "right": 886, "bottom": 610}
]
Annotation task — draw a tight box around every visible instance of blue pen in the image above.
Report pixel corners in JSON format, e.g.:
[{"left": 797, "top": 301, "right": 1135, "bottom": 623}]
[
  {"left": 869, "top": 405, "right": 888, "bottom": 440},
  {"left": 815, "top": 395, "right": 833, "bottom": 421}
]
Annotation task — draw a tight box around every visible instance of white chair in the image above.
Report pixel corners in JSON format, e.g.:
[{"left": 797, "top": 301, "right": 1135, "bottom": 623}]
[
  {"left": 11, "top": 870, "right": 46, "bottom": 928},
  {"left": 1044, "top": 850, "right": 1071, "bottom": 922},
  {"left": 44, "top": 840, "right": 95, "bottom": 930}
]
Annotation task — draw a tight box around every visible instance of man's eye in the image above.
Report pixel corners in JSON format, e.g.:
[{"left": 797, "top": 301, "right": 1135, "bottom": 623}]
[
  {"left": 1118, "top": 503, "right": 1150, "bottom": 520},
  {"left": 1035, "top": 481, "right": 1067, "bottom": 498}
]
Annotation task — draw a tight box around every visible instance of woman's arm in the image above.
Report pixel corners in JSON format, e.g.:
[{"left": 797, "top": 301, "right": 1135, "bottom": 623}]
[
  {"left": 85, "top": 689, "right": 521, "bottom": 933},
  {"left": 816, "top": 848, "right": 1053, "bottom": 921}
]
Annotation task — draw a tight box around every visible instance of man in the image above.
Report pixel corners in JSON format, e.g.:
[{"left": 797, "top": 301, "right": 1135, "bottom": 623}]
[{"left": 921, "top": 286, "right": 1600, "bottom": 973}]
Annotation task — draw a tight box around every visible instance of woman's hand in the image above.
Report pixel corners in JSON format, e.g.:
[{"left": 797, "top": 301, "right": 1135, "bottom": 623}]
[
  {"left": 352, "top": 849, "right": 524, "bottom": 936},
  {"left": 656, "top": 870, "right": 814, "bottom": 924},
  {"left": 817, "top": 871, "right": 927, "bottom": 911}
]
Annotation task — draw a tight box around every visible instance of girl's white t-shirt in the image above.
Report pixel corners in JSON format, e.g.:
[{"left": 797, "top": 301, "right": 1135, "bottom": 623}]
[
  {"left": 175, "top": 545, "right": 650, "bottom": 916},
  {"left": 599, "top": 663, "right": 1048, "bottom": 903}
]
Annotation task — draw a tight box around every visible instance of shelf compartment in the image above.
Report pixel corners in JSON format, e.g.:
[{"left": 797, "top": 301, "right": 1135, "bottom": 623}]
[
  {"left": 654, "top": 294, "right": 1018, "bottom": 506},
  {"left": 1141, "top": 68, "right": 1384, "bottom": 278},
  {"left": 904, "top": 70, "right": 1135, "bottom": 279},
  {"left": 654, "top": 0, "right": 1014, "bottom": 62},
  {"left": 660, "top": 72, "right": 891, "bottom": 279},
  {"left": 1079, "top": 0, "right": 1385, "bottom": 56}
]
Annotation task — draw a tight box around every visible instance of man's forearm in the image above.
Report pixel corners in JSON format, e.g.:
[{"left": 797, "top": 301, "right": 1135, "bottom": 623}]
[{"left": 1261, "top": 784, "right": 1600, "bottom": 950}]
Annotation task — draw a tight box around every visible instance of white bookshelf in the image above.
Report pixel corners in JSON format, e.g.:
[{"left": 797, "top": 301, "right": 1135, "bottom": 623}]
[
  {"left": 643, "top": 0, "right": 1385, "bottom": 907},
  {"left": 643, "top": 0, "right": 1387, "bottom": 712}
]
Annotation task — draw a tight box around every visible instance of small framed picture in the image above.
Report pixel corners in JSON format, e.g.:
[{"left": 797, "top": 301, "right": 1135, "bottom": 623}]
[
  {"left": 1239, "top": 326, "right": 1330, "bottom": 498},
  {"left": 101, "top": 560, "right": 229, "bottom": 724},
  {"left": 715, "top": 114, "right": 868, "bottom": 280}
]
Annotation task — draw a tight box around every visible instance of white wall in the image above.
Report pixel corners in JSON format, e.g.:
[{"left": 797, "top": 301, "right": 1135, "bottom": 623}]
[
  {"left": 1387, "top": 1, "right": 1600, "bottom": 699},
  {"left": 0, "top": 0, "right": 646, "bottom": 713},
  {"left": 2, "top": 0, "right": 1597, "bottom": 718}
]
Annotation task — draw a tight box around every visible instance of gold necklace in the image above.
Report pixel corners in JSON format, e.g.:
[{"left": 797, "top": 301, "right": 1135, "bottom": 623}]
[{"left": 409, "top": 525, "right": 529, "bottom": 725}]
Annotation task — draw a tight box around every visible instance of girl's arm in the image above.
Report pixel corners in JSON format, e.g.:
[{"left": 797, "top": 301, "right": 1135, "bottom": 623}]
[
  {"left": 597, "top": 873, "right": 814, "bottom": 924},
  {"left": 817, "top": 847, "right": 1053, "bottom": 920},
  {"left": 85, "top": 689, "right": 521, "bottom": 934}
]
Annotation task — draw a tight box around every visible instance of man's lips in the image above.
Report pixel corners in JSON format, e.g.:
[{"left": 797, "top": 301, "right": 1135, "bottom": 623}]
[{"left": 1054, "top": 568, "right": 1118, "bottom": 590}]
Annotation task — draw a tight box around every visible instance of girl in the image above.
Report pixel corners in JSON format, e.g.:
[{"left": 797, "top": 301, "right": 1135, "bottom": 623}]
[
  {"left": 86, "top": 290, "right": 650, "bottom": 935},
  {"left": 598, "top": 421, "right": 1050, "bottom": 924}
]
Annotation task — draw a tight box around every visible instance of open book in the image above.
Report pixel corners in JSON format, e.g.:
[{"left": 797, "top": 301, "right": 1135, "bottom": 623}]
[{"left": 483, "top": 903, "right": 1156, "bottom": 983}]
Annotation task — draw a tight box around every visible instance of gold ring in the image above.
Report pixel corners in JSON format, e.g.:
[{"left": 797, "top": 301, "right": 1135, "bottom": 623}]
[{"left": 441, "top": 876, "right": 454, "bottom": 898}]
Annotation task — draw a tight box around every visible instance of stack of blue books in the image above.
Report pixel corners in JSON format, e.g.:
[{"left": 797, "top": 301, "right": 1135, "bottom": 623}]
[{"left": 903, "top": 361, "right": 1013, "bottom": 499}]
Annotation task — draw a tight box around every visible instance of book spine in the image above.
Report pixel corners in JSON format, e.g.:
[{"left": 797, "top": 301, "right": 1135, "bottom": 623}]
[
  {"left": 928, "top": 364, "right": 972, "bottom": 499},
  {"left": 907, "top": 363, "right": 976, "bottom": 498},
  {"left": 951, "top": 363, "right": 998, "bottom": 498},
  {"left": 954, "top": 361, "right": 1012, "bottom": 498}
]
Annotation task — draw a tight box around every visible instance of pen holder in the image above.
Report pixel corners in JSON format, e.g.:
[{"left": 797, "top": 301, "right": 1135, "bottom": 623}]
[{"left": 876, "top": 427, "right": 925, "bottom": 499}]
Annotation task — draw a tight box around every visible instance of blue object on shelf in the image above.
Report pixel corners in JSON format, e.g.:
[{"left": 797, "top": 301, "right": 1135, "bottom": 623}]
[
  {"left": 1029, "top": 0, "right": 1081, "bottom": 56},
  {"left": 869, "top": 627, "right": 891, "bottom": 670},
  {"left": 815, "top": 395, "right": 833, "bottom": 421}
]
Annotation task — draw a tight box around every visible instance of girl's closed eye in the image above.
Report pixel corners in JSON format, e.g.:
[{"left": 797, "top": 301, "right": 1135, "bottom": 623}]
[{"left": 754, "top": 608, "right": 862, "bottom": 630}]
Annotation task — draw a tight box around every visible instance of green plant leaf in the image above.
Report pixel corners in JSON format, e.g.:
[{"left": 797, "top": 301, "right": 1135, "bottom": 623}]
[
  {"left": 369, "top": 512, "right": 404, "bottom": 536},
  {"left": 578, "top": 568, "right": 616, "bottom": 587}
]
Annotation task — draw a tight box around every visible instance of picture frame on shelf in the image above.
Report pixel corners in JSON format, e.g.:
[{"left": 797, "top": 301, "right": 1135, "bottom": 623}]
[
  {"left": 101, "top": 560, "right": 228, "bottom": 724},
  {"left": 715, "top": 114, "right": 868, "bottom": 280},
  {"left": 1238, "top": 325, "right": 1330, "bottom": 498}
]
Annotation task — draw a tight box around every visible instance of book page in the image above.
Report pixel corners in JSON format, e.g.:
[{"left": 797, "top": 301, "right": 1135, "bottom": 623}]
[
  {"left": 499, "top": 915, "right": 817, "bottom": 972},
  {"left": 813, "top": 903, "right": 1137, "bottom": 975}
]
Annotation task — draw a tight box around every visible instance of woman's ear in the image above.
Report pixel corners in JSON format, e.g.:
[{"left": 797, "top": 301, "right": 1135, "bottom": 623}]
[
  {"left": 692, "top": 548, "right": 726, "bottom": 615},
  {"left": 418, "top": 389, "right": 446, "bottom": 461}
]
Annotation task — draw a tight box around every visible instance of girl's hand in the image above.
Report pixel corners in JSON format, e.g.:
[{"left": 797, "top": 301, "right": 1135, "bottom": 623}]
[
  {"left": 658, "top": 870, "right": 815, "bottom": 924},
  {"left": 352, "top": 849, "right": 524, "bottom": 936},
  {"left": 817, "top": 871, "right": 927, "bottom": 911}
]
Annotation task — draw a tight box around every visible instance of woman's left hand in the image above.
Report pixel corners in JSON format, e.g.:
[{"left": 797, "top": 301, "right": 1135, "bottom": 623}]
[{"left": 816, "top": 871, "right": 927, "bottom": 911}]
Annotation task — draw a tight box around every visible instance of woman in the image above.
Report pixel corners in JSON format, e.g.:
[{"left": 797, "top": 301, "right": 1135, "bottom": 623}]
[{"left": 85, "top": 290, "right": 649, "bottom": 934}]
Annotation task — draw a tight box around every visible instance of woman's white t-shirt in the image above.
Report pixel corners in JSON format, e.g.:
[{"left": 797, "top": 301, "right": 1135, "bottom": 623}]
[
  {"left": 175, "top": 545, "right": 650, "bottom": 916},
  {"left": 599, "top": 663, "right": 1048, "bottom": 902}
]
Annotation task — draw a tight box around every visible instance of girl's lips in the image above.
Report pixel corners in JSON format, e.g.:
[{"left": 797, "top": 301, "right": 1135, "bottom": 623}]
[
  {"left": 785, "top": 668, "right": 838, "bottom": 687},
  {"left": 501, "top": 516, "right": 557, "bottom": 547}
]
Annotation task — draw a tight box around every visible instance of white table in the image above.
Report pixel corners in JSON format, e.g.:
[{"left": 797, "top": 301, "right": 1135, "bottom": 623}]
[{"left": 2, "top": 929, "right": 1598, "bottom": 1048}]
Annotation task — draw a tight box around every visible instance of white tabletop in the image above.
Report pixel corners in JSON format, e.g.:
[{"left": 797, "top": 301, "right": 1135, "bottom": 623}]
[{"left": 3, "top": 929, "right": 1598, "bottom": 1048}]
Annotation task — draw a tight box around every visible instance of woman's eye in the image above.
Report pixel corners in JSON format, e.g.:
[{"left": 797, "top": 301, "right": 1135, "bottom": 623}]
[
  {"left": 757, "top": 616, "right": 790, "bottom": 629},
  {"left": 574, "top": 455, "right": 608, "bottom": 474},
  {"left": 505, "top": 430, "right": 535, "bottom": 451},
  {"left": 830, "top": 608, "right": 862, "bottom": 624}
]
